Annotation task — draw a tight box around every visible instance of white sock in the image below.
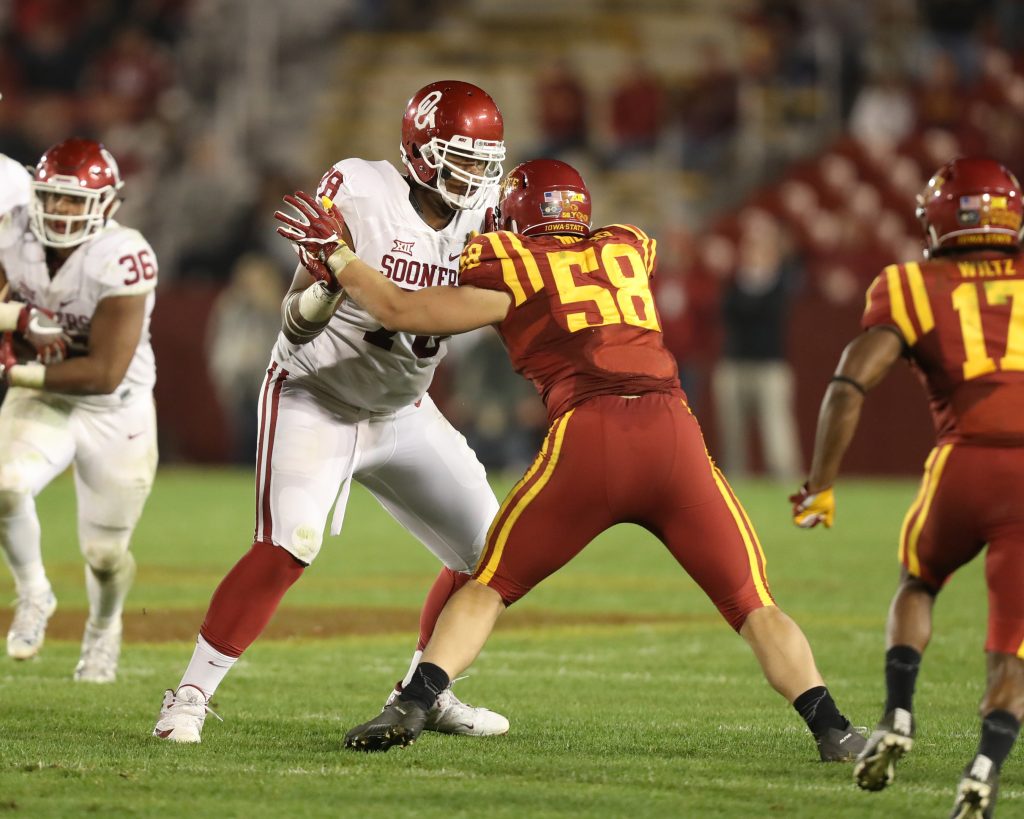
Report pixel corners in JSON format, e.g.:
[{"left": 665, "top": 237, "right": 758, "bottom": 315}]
[
  {"left": 85, "top": 552, "right": 136, "bottom": 630},
  {"left": 400, "top": 649, "right": 424, "bottom": 689},
  {"left": 178, "top": 635, "right": 238, "bottom": 698},
  {"left": 10, "top": 560, "right": 50, "bottom": 596},
  {"left": 0, "top": 493, "right": 48, "bottom": 594}
]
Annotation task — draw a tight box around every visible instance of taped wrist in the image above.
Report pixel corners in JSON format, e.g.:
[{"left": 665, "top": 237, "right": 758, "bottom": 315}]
[
  {"left": 0, "top": 301, "right": 26, "bottom": 332},
  {"left": 282, "top": 282, "right": 343, "bottom": 343},
  {"left": 8, "top": 363, "right": 45, "bottom": 389},
  {"left": 325, "top": 245, "right": 358, "bottom": 275},
  {"left": 298, "top": 280, "right": 343, "bottom": 322}
]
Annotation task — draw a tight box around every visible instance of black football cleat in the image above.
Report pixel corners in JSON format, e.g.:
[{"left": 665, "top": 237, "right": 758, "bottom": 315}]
[
  {"left": 344, "top": 700, "right": 428, "bottom": 752},
  {"left": 950, "top": 756, "right": 999, "bottom": 819},
  {"left": 853, "top": 707, "right": 915, "bottom": 790},
  {"left": 817, "top": 722, "right": 867, "bottom": 762}
]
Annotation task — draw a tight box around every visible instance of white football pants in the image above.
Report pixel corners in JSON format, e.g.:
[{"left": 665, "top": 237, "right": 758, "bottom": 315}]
[
  {"left": 254, "top": 365, "right": 499, "bottom": 568},
  {"left": 0, "top": 388, "right": 157, "bottom": 570}
]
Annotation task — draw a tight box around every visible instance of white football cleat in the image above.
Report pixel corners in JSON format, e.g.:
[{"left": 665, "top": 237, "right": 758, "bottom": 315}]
[
  {"left": 73, "top": 621, "right": 122, "bottom": 683},
  {"left": 6, "top": 588, "right": 57, "bottom": 660},
  {"left": 152, "top": 685, "right": 221, "bottom": 743},
  {"left": 385, "top": 682, "right": 510, "bottom": 737},
  {"left": 426, "top": 686, "right": 510, "bottom": 736}
]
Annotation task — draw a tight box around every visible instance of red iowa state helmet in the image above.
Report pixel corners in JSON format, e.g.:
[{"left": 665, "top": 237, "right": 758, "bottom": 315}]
[
  {"left": 29, "top": 138, "right": 124, "bottom": 248},
  {"left": 400, "top": 80, "right": 505, "bottom": 210},
  {"left": 497, "top": 159, "right": 592, "bottom": 237},
  {"left": 916, "top": 156, "right": 1023, "bottom": 257}
]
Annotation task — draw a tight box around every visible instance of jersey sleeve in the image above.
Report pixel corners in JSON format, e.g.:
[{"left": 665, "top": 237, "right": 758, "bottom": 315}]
[
  {"left": 459, "top": 230, "right": 542, "bottom": 305},
  {"left": 0, "top": 155, "right": 30, "bottom": 217},
  {"left": 0, "top": 156, "right": 31, "bottom": 250},
  {"left": 315, "top": 158, "right": 375, "bottom": 250},
  {"left": 90, "top": 229, "right": 159, "bottom": 298},
  {"left": 861, "top": 262, "right": 936, "bottom": 347}
]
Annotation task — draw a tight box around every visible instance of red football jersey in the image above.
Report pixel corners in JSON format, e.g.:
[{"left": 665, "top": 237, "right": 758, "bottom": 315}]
[
  {"left": 862, "top": 252, "right": 1024, "bottom": 444},
  {"left": 459, "top": 224, "right": 682, "bottom": 420}
]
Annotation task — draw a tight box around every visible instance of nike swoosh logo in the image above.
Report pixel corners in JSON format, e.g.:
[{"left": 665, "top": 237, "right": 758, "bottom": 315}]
[
  {"left": 448, "top": 252, "right": 461, "bottom": 262},
  {"left": 207, "top": 660, "right": 230, "bottom": 668},
  {"left": 127, "top": 431, "right": 144, "bottom": 440},
  {"left": 58, "top": 299, "right": 74, "bottom": 309}
]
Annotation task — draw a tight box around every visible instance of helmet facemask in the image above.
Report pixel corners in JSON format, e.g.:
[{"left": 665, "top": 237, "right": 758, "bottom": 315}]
[
  {"left": 29, "top": 178, "right": 121, "bottom": 249},
  {"left": 416, "top": 134, "right": 504, "bottom": 210}
]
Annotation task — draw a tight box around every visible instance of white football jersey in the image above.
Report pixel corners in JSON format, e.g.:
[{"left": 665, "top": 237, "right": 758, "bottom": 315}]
[
  {"left": 271, "top": 159, "right": 495, "bottom": 412},
  {"left": 0, "top": 207, "right": 157, "bottom": 408}
]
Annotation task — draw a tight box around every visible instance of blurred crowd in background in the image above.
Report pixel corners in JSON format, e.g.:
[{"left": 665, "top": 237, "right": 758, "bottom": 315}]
[{"left": 2, "top": 0, "right": 1023, "bottom": 475}]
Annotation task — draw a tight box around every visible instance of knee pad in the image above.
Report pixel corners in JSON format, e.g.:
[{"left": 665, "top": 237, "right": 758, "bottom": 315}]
[{"left": 81, "top": 527, "right": 131, "bottom": 573}]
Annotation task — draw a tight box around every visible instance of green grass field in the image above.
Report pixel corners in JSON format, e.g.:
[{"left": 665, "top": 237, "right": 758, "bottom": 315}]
[{"left": 0, "top": 468, "right": 1015, "bottom": 818}]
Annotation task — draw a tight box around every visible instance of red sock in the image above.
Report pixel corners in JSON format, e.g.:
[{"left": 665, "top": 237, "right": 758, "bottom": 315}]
[
  {"left": 417, "top": 566, "right": 471, "bottom": 650},
  {"left": 200, "top": 540, "right": 305, "bottom": 657}
]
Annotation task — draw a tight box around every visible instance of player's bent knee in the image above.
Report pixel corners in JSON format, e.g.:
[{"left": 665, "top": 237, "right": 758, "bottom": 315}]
[
  {"left": 0, "top": 487, "right": 29, "bottom": 518},
  {"left": 899, "top": 572, "right": 940, "bottom": 596},
  {"left": 281, "top": 524, "right": 323, "bottom": 564},
  {"left": 81, "top": 532, "right": 131, "bottom": 573},
  {"left": 720, "top": 594, "right": 774, "bottom": 633}
]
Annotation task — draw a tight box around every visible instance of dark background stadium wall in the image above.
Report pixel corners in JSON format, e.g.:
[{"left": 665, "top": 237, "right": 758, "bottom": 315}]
[
  {"left": 151, "top": 283, "right": 232, "bottom": 463},
  {"left": 788, "top": 288, "right": 934, "bottom": 476},
  {"left": 150, "top": 283, "right": 935, "bottom": 473}
]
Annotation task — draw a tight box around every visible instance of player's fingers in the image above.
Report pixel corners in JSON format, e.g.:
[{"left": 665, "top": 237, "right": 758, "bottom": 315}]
[
  {"left": 275, "top": 224, "right": 305, "bottom": 242},
  {"left": 794, "top": 513, "right": 819, "bottom": 529},
  {"left": 280, "top": 194, "right": 313, "bottom": 226},
  {"left": 274, "top": 210, "right": 309, "bottom": 234},
  {"left": 295, "top": 190, "right": 328, "bottom": 218},
  {"left": 291, "top": 190, "right": 324, "bottom": 221}
]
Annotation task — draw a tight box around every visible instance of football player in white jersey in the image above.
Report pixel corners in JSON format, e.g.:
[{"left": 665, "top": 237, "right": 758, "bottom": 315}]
[
  {"left": 0, "top": 139, "right": 159, "bottom": 682},
  {"left": 154, "top": 80, "right": 511, "bottom": 742}
]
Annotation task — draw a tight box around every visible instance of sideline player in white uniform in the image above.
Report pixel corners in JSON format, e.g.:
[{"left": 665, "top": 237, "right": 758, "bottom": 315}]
[
  {"left": 154, "top": 80, "right": 511, "bottom": 742},
  {"left": 0, "top": 139, "right": 158, "bottom": 682}
]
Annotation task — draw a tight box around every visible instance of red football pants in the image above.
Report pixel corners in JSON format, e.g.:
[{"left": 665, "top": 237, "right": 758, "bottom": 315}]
[{"left": 473, "top": 393, "right": 775, "bottom": 630}]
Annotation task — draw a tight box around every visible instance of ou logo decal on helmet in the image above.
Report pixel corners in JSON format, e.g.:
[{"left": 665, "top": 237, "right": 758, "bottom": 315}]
[{"left": 413, "top": 91, "right": 443, "bottom": 129}]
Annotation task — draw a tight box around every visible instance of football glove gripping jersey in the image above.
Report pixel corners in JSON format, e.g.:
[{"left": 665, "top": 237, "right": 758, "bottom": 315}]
[{"left": 790, "top": 484, "right": 835, "bottom": 529}]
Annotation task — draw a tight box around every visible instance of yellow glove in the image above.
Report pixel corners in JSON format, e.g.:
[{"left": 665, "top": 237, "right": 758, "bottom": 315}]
[{"left": 789, "top": 484, "right": 835, "bottom": 529}]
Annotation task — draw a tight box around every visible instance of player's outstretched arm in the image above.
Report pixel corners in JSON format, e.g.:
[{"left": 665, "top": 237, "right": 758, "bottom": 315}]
[
  {"left": 275, "top": 189, "right": 510, "bottom": 337},
  {"left": 335, "top": 255, "right": 509, "bottom": 336},
  {"left": 792, "top": 327, "right": 904, "bottom": 528}
]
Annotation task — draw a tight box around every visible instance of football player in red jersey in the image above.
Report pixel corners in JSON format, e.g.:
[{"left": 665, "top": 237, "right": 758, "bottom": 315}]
[
  {"left": 277, "top": 159, "right": 866, "bottom": 761},
  {"left": 792, "top": 156, "right": 1024, "bottom": 817}
]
